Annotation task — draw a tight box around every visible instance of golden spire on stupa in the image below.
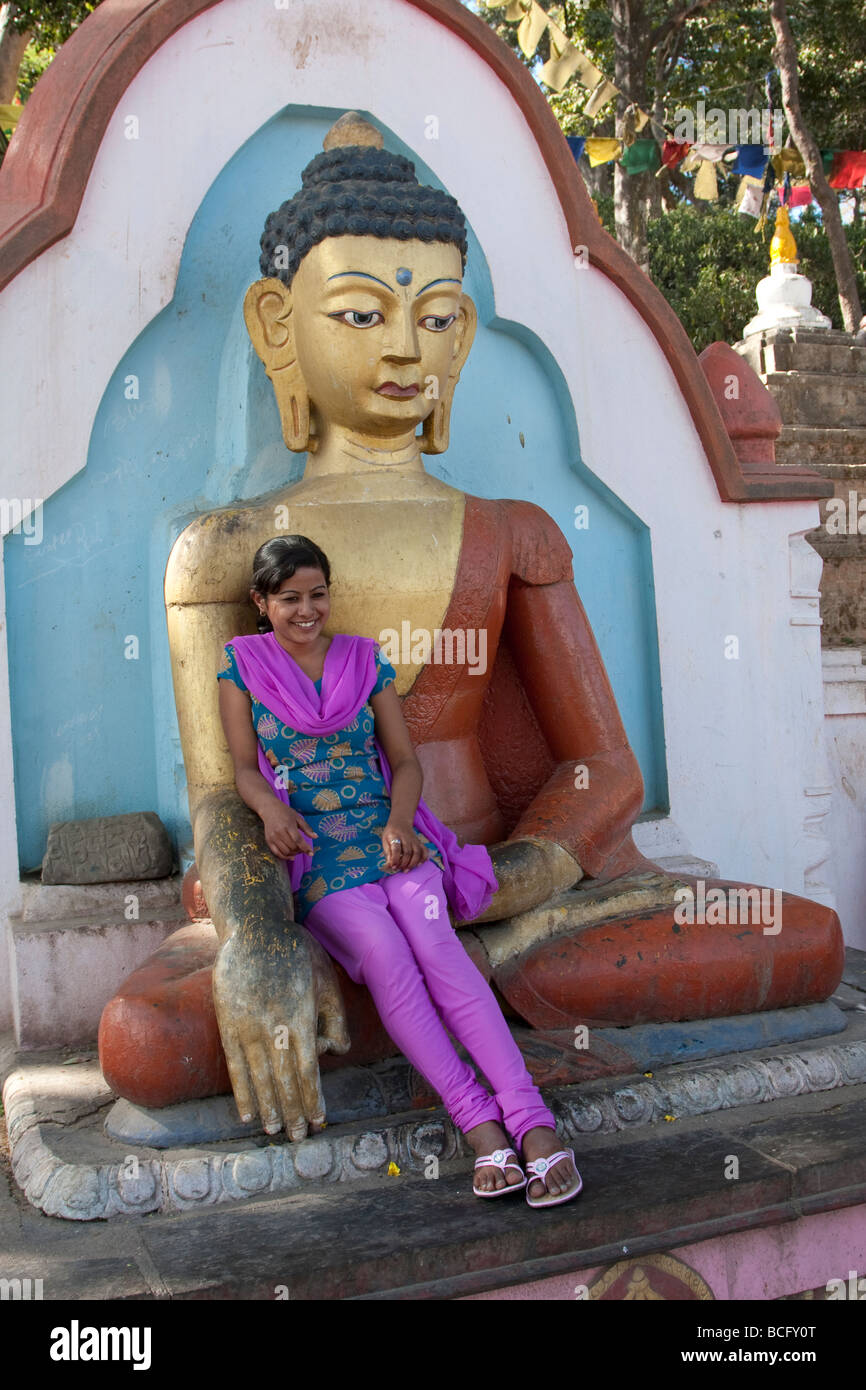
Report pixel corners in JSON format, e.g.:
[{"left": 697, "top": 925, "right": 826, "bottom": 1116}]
[{"left": 770, "top": 204, "right": 798, "bottom": 267}]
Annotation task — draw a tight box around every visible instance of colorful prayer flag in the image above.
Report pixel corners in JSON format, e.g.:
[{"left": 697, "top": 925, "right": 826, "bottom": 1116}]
[
  {"left": 661, "top": 140, "right": 691, "bottom": 168},
  {"left": 827, "top": 151, "right": 866, "bottom": 189},
  {"left": 517, "top": 0, "right": 549, "bottom": 57},
  {"left": 732, "top": 146, "right": 768, "bottom": 178},
  {"left": 584, "top": 78, "right": 619, "bottom": 118},
  {"left": 619, "top": 140, "right": 661, "bottom": 175},
  {"left": 585, "top": 137, "right": 622, "bottom": 166},
  {"left": 735, "top": 175, "right": 766, "bottom": 218},
  {"left": 694, "top": 159, "right": 719, "bottom": 201}
]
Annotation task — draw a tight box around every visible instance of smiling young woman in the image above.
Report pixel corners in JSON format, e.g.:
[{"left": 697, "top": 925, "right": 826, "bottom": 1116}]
[{"left": 217, "top": 526, "right": 582, "bottom": 1207}]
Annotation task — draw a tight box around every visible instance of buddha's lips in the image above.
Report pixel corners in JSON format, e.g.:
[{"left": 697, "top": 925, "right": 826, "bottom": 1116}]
[{"left": 377, "top": 382, "right": 419, "bottom": 398}]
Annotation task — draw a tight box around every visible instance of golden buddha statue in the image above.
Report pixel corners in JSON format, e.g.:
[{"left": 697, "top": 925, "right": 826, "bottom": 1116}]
[{"left": 98, "top": 113, "right": 843, "bottom": 1136}]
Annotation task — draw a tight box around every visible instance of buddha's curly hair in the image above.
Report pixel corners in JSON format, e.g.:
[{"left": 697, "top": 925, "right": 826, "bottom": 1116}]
[{"left": 259, "top": 145, "right": 468, "bottom": 285}]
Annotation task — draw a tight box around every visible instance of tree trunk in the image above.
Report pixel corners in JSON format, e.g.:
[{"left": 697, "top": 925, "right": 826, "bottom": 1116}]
[
  {"left": 611, "top": 0, "right": 652, "bottom": 274},
  {"left": 0, "top": 5, "right": 31, "bottom": 104},
  {"left": 643, "top": 91, "right": 667, "bottom": 230},
  {"left": 769, "top": 0, "right": 862, "bottom": 331},
  {"left": 583, "top": 159, "right": 614, "bottom": 203},
  {"left": 662, "top": 165, "right": 697, "bottom": 208}
]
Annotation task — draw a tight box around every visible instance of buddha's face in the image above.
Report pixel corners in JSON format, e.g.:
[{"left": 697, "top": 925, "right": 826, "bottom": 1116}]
[{"left": 246, "top": 235, "right": 475, "bottom": 447}]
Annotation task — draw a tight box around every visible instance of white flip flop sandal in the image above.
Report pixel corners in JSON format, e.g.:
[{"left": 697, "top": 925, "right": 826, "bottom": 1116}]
[
  {"left": 524, "top": 1148, "right": 583, "bottom": 1208},
  {"left": 472, "top": 1147, "right": 528, "bottom": 1198}
]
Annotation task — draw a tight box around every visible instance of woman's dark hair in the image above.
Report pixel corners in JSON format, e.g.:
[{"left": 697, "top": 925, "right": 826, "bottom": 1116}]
[
  {"left": 259, "top": 144, "right": 468, "bottom": 287},
  {"left": 251, "top": 535, "right": 331, "bottom": 633}
]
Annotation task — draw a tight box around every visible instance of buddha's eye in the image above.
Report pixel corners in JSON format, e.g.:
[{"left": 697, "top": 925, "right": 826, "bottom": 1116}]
[
  {"left": 419, "top": 314, "right": 457, "bottom": 332},
  {"left": 330, "top": 310, "right": 383, "bottom": 328}
]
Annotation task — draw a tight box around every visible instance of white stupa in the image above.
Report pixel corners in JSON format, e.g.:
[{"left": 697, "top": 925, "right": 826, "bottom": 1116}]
[{"left": 742, "top": 205, "right": 831, "bottom": 337}]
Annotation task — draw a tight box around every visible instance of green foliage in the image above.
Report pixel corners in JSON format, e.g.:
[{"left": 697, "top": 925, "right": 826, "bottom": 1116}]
[
  {"left": 648, "top": 205, "right": 768, "bottom": 352},
  {"left": 790, "top": 0, "right": 866, "bottom": 147},
  {"left": 8, "top": 0, "right": 98, "bottom": 48},
  {"left": 472, "top": 0, "right": 866, "bottom": 150},
  {"left": 649, "top": 203, "right": 866, "bottom": 352},
  {"left": 16, "top": 42, "right": 52, "bottom": 101},
  {"left": 789, "top": 205, "right": 866, "bottom": 325},
  {"left": 3, "top": 0, "right": 102, "bottom": 116},
  {"left": 472, "top": 1, "right": 866, "bottom": 346},
  {"left": 593, "top": 191, "right": 615, "bottom": 236}
]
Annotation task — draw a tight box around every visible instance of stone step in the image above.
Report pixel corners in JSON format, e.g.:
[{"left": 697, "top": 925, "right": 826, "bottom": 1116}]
[
  {"left": 766, "top": 339, "right": 866, "bottom": 376},
  {"left": 814, "top": 552, "right": 866, "bottom": 647},
  {"left": 764, "top": 372, "right": 866, "bottom": 428},
  {"left": 9, "top": 875, "right": 186, "bottom": 1048},
  {"left": 823, "top": 649, "right": 866, "bottom": 714},
  {"left": 735, "top": 328, "right": 866, "bottom": 379},
  {"left": 808, "top": 530, "right": 866, "bottom": 561},
  {"left": 8, "top": 1078, "right": 866, "bottom": 1300},
  {"left": 99, "top": 1085, "right": 866, "bottom": 1299},
  {"left": 775, "top": 426, "right": 866, "bottom": 473},
  {"left": 5, "top": 996, "right": 864, "bottom": 1220}
]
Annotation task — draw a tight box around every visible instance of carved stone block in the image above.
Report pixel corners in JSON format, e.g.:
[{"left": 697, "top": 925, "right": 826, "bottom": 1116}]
[{"left": 41, "top": 812, "right": 173, "bottom": 884}]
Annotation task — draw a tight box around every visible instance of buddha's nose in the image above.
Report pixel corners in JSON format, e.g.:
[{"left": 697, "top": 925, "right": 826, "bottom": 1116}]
[{"left": 382, "top": 307, "right": 420, "bottom": 362}]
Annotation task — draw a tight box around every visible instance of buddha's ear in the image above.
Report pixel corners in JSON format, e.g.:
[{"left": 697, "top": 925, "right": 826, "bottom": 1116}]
[
  {"left": 452, "top": 292, "right": 478, "bottom": 372},
  {"left": 420, "top": 292, "right": 477, "bottom": 456},
  {"left": 243, "top": 277, "right": 312, "bottom": 453}
]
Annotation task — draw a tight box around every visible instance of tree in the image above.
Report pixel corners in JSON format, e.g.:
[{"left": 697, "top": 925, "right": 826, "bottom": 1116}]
[
  {"left": 769, "top": 0, "right": 863, "bottom": 330},
  {"left": 0, "top": 0, "right": 96, "bottom": 104},
  {"left": 478, "top": 1, "right": 779, "bottom": 272},
  {"left": 649, "top": 201, "right": 866, "bottom": 350},
  {"left": 475, "top": 0, "right": 866, "bottom": 313},
  {"left": 791, "top": 0, "right": 866, "bottom": 151},
  {"left": 0, "top": 6, "right": 31, "bottom": 102}
]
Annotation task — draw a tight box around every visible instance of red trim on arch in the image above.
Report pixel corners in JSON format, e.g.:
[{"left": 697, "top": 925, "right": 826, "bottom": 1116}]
[{"left": 0, "top": 0, "right": 830, "bottom": 502}]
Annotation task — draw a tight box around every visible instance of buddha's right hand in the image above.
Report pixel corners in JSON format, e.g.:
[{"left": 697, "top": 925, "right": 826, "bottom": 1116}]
[
  {"left": 193, "top": 788, "right": 350, "bottom": 1137},
  {"left": 454, "top": 836, "right": 583, "bottom": 926},
  {"left": 212, "top": 921, "right": 350, "bottom": 1138}
]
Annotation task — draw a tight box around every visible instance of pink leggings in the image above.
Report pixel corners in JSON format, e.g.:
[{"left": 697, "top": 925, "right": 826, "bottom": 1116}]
[{"left": 305, "top": 858, "right": 556, "bottom": 1148}]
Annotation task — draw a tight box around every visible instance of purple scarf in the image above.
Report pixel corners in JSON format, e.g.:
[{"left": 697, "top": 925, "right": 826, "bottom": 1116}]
[{"left": 228, "top": 631, "right": 498, "bottom": 922}]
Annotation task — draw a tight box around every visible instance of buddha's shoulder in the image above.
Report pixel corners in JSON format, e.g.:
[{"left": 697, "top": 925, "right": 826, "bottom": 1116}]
[
  {"left": 490, "top": 496, "right": 575, "bottom": 584},
  {"left": 165, "top": 504, "right": 283, "bottom": 603}
]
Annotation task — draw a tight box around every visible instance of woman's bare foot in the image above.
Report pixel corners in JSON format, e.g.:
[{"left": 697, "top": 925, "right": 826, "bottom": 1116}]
[
  {"left": 521, "top": 1126, "right": 580, "bottom": 1202},
  {"left": 465, "top": 1120, "right": 525, "bottom": 1194}
]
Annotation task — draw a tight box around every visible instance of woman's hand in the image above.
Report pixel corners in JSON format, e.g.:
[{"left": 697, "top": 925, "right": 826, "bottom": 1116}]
[
  {"left": 381, "top": 819, "right": 429, "bottom": 874},
  {"left": 261, "top": 802, "right": 317, "bottom": 861},
  {"left": 368, "top": 685, "right": 429, "bottom": 876}
]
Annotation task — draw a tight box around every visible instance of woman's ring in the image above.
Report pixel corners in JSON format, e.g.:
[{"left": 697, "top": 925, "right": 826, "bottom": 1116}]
[{"left": 390, "top": 838, "right": 402, "bottom": 847}]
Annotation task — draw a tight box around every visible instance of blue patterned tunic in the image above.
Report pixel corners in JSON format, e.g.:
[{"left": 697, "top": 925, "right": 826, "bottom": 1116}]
[{"left": 217, "top": 640, "right": 443, "bottom": 922}]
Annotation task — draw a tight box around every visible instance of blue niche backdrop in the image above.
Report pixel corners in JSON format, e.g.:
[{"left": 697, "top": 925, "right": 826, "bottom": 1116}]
[{"left": 4, "top": 106, "right": 667, "bottom": 873}]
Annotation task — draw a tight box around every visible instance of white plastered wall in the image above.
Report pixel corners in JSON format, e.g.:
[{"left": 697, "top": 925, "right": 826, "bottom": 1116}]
[{"left": 0, "top": 0, "right": 839, "bottom": 1031}]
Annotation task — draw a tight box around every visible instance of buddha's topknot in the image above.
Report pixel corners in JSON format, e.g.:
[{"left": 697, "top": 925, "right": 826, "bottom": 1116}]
[{"left": 258, "top": 115, "right": 468, "bottom": 285}]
